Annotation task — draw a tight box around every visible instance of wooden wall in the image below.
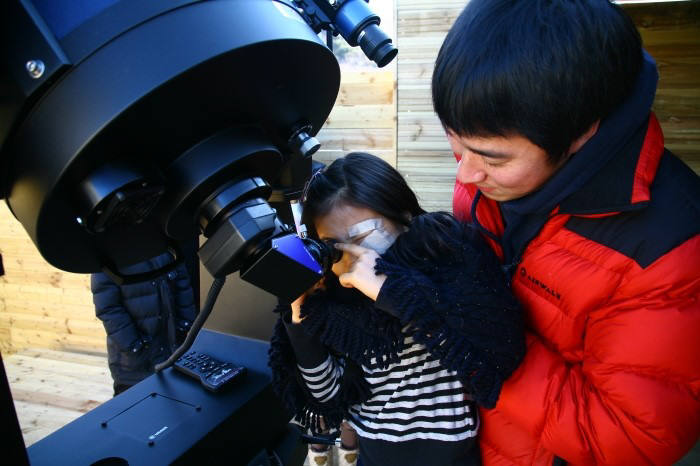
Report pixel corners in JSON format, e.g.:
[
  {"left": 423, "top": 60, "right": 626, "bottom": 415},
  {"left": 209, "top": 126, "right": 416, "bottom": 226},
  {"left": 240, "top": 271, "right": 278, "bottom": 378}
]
[
  {"left": 396, "top": 0, "right": 463, "bottom": 212},
  {"left": 0, "top": 204, "right": 106, "bottom": 355},
  {"left": 316, "top": 70, "right": 397, "bottom": 167}
]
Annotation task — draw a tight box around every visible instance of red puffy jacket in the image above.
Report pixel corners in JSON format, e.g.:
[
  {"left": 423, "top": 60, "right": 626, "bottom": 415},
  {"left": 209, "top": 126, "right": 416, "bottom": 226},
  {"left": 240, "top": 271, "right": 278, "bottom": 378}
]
[{"left": 453, "top": 115, "right": 700, "bottom": 465}]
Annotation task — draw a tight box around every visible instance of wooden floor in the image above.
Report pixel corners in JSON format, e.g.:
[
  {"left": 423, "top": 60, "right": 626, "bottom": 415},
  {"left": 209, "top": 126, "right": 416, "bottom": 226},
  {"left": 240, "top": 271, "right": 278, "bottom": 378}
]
[{"left": 4, "top": 348, "right": 113, "bottom": 447}]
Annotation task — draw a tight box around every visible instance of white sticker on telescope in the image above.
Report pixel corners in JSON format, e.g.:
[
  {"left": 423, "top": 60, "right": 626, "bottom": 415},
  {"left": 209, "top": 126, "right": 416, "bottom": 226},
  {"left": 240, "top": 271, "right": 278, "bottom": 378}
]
[{"left": 273, "top": 1, "right": 307, "bottom": 24}]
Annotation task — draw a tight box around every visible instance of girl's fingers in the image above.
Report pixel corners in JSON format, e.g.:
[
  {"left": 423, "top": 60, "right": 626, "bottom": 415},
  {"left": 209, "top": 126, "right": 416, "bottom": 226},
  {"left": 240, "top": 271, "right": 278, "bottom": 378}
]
[{"left": 338, "top": 273, "right": 354, "bottom": 288}]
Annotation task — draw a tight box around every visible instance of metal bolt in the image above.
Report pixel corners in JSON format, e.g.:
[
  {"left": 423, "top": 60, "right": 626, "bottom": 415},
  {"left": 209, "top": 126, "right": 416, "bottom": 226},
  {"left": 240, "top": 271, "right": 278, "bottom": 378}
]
[{"left": 25, "top": 60, "right": 45, "bottom": 79}]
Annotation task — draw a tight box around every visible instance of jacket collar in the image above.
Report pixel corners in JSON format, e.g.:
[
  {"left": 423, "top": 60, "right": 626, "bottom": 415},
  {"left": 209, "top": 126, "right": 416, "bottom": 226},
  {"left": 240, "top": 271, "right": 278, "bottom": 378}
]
[{"left": 559, "top": 113, "right": 664, "bottom": 216}]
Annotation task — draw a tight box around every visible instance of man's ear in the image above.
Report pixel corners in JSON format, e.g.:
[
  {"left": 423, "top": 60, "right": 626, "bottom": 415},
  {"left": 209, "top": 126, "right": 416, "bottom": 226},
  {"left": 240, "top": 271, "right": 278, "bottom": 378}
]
[{"left": 568, "top": 120, "right": 600, "bottom": 155}]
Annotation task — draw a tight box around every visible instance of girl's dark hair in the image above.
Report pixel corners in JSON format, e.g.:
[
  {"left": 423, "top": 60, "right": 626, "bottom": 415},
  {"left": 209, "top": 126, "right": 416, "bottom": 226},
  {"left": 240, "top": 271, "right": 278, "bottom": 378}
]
[
  {"left": 390, "top": 211, "right": 475, "bottom": 266},
  {"left": 432, "top": 0, "right": 642, "bottom": 162},
  {"left": 301, "top": 152, "right": 425, "bottom": 235}
]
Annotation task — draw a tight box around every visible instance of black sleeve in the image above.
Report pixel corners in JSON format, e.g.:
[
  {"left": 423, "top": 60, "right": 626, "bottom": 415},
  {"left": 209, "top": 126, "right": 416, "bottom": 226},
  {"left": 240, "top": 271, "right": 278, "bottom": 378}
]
[
  {"left": 91, "top": 272, "right": 140, "bottom": 352},
  {"left": 171, "top": 263, "right": 197, "bottom": 322},
  {"left": 282, "top": 318, "right": 330, "bottom": 369},
  {"left": 267, "top": 303, "right": 370, "bottom": 434}
]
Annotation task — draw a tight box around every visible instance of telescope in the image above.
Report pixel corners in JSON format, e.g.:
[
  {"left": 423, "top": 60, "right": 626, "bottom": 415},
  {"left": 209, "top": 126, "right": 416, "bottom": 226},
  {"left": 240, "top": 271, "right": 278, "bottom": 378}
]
[
  {"left": 0, "top": 0, "right": 397, "bottom": 464},
  {"left": 1, "top": 0, "right": 395, "bottom": 298}
]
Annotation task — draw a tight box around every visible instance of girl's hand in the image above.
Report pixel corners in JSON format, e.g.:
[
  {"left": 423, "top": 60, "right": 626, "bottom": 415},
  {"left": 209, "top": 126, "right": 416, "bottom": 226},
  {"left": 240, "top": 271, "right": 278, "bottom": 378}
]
[
  {"left": 334, "top": 243, "right": 387, "bottom": 301},
  {"left": 290, "top": 279, "right": 325, "bottom": 323}
]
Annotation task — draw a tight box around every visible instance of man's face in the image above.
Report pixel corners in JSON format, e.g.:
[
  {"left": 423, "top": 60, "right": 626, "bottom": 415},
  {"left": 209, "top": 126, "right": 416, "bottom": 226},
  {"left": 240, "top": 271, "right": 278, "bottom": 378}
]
[{"left": 447, "top": 130, "right": 562, "bottom": 202}]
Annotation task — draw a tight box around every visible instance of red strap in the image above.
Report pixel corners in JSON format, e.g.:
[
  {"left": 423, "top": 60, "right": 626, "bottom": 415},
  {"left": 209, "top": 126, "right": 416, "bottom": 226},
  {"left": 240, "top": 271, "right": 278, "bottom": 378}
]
[{"left": 631, "top": 113, "right": 664, "bottom": 204}]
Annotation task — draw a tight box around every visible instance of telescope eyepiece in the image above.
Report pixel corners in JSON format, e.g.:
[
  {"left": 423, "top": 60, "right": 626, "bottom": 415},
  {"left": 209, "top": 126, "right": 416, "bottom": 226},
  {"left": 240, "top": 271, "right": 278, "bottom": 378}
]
[
  {"left": 358, "top": 23, "right": 398, "bottom": 68},
  {"left": 303, "top": 237, "right": 342, "bottom": 274}
]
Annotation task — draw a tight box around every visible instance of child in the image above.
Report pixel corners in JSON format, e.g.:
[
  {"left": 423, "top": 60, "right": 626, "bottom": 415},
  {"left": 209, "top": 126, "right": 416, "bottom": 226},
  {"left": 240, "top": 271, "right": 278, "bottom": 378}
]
[{"left": 268, "top": 152, "right": 525, "bottom": 466}]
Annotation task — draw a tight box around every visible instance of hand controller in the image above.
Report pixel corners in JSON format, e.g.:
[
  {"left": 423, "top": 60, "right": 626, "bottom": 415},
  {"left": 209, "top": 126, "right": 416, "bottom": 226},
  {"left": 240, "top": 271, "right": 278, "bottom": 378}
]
[{"left": 174, "top": 350, "right": 246, "bottom": 392}]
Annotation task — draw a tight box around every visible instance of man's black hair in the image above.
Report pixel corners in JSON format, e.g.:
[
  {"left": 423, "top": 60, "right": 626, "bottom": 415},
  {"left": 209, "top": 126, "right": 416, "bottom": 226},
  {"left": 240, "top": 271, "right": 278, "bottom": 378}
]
[
  {"left": 300, "top": 152, "right": 425, "bottom": 236},
  {"left": 432, "top": 0, "right": 643, "bottom": 162}
]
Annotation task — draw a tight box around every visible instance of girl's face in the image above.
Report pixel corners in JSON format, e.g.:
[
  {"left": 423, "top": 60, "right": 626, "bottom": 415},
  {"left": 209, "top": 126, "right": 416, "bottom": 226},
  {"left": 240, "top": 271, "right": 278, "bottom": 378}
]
[{"left": 314, "top": 203, "right": 402, "bottom": 277}]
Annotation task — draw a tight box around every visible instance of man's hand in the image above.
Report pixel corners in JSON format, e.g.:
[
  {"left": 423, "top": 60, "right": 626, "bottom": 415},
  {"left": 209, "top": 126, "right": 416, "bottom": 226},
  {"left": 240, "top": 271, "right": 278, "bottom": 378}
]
[
  {"left": 129, "top": 335, "right": 150, "bottom": 354},
  {"left": 334, "top": 243, "right": 387, "bottom": 301}
]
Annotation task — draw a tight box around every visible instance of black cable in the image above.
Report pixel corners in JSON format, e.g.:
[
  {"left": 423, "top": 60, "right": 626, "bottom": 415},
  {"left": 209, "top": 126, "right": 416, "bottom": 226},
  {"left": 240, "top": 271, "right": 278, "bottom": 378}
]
[{"left": 155, "top": 276, "right": 226, "bottom": 372}]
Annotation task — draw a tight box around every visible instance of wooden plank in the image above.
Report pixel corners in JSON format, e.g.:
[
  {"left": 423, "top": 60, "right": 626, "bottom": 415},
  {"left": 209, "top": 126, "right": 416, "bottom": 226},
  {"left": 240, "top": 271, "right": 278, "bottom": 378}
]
[
  {"left": 11, "top": 388, "right": 105, "bottom": 413},
  {"left": 314, "top": 149, "right": 396, "bottom": 168},
  {"left": 0, "top": 313, "right": 105, "bottom": 338},
  {"left": 16, "top": 348, "right": 108, "bottom": 365},
  {"left": 654, "top": 87, "right": 700, "bottom": 99},
  {"left": 621, "top": 1, "right": 700, "bottom": 28},
  {"left": 336, "top": 71, "right": 395, "bottom": 105},
  {"left": 325, "top": 104, "right": 395, "bottom": 129},
  {"left": 638, "top": 27, "right": 700, "bottom": 47},
  {"left": 7, "top": 370, "right": 111, "bottom": 400},
  {"left": 652, "top": 101, "right": 700, "bottom": 118},
  {"left": 0, "top": 327, "right": 12, "bottom": 353},
  {"left": 398, "top": 149, "right": 456, "bottom": 213},
  {"left": 398, "top": 0, "right": 467, "bottom": 10},
  {"left": 316, "top": 128, "right": 395, "bottom": 150},
  {"left": 8, "top": 327, "right": 106, "bottom": 353},
  {"left": 397, "top": 9, "right": 462, "bottom": 37},
  {"left": 0, "top": 270, "right": 90, "bottom": 288},
  {"left": 12, "top": 400, "right": 83, "bottom": 447},
  {"left": 5, "top": 348, "right": 113, "bottom": 447},
  {"left": 0, "top": 205, "right": 25, "bottom": 233},
  {"left": 7, "top": 354, "right": 110, "bottom": 380},
  {"left": 398, "top": 112, "right": 450, "bottom": 146},
  {"left": 398, "top": 63, "right": 437, "bottom": 82},
  {"left": 0, "top": 283, "right": 93, "bottom": 308},
  {"left": 0, "top": 298, "right": 97, "bottom": 320}
]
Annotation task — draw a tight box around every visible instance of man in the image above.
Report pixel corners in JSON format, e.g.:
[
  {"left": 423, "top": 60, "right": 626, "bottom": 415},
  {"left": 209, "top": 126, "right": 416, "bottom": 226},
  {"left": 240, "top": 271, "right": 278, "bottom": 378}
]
[
  {"left": 431, "top": 0, "right": 700, "bottom": 464},
  {"left": 91, "top": 252, "right": 196, "bottom": 396}
]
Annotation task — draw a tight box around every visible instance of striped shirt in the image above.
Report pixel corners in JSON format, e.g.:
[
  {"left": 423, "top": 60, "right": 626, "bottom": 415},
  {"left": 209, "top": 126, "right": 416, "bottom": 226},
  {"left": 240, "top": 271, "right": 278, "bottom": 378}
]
[{"left": 298, "top": 335, "right": 478, "bottom": 443}]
